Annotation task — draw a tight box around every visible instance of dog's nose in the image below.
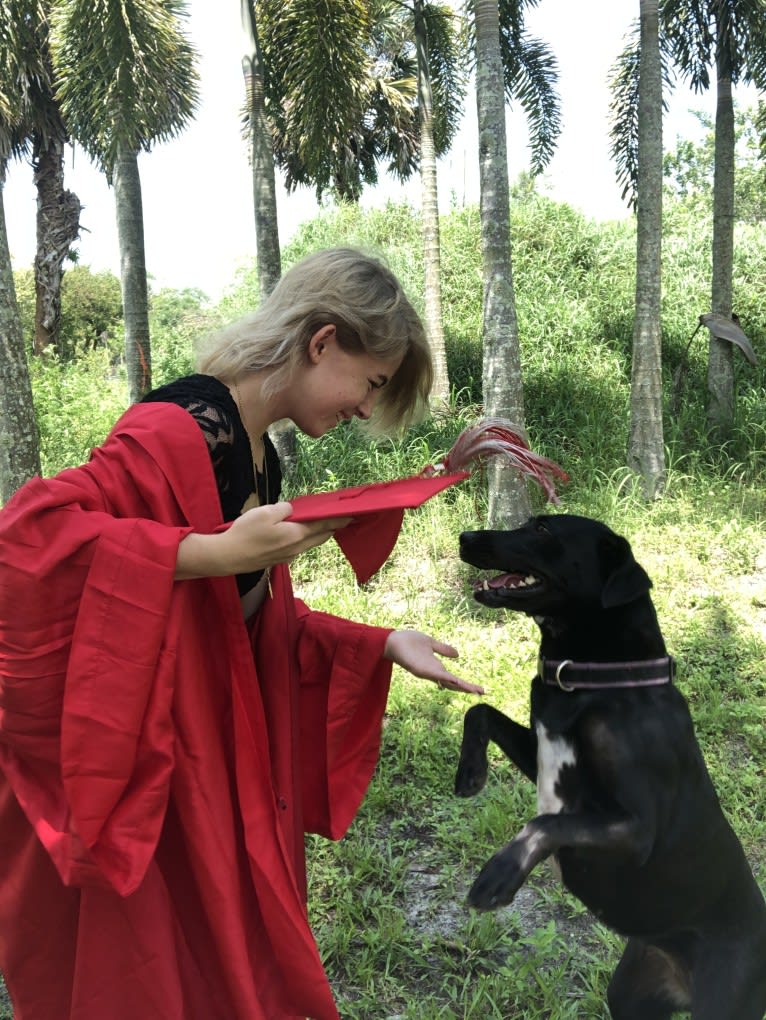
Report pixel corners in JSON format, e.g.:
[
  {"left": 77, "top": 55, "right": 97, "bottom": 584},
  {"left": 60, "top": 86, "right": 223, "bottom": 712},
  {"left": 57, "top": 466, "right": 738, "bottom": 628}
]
[{"left": 459, "top": 531, "right": 478, "bottom": 556}]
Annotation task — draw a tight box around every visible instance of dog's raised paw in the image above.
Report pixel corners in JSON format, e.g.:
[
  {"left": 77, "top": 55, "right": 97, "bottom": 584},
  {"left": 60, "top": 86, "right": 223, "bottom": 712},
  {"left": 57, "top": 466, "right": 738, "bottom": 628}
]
[
  {"left": 454, "top": 756, "right": 488, "bottom": 797},
  {"left": 467, "top": 851, "right": 525, "bottom": 911},
  {"left": 452, "top": 762, "right": 487, "bottom": 791}
]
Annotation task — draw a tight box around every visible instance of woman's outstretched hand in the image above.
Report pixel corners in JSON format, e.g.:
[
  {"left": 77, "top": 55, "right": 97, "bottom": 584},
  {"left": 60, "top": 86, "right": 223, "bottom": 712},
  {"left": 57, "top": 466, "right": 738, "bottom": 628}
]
[
  {"left": 176, "top": 501, "right": 351, "bottom": 579},
  {"left": 383, "top": 631, "right": 484, "bottom": 695}
]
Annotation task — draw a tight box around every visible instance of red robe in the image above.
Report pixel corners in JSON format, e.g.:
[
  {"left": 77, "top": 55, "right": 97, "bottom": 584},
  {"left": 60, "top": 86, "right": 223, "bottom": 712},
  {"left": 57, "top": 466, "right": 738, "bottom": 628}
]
[{"left": 0, "top": 403, "right": 393, "bottom": 1020}]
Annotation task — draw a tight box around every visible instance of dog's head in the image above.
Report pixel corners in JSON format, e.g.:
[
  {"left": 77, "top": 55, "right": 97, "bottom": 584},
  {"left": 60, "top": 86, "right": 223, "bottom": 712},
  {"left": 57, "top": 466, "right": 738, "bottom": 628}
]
[{"left": 460, "top": 514, "right": 652, "bottom": 615}]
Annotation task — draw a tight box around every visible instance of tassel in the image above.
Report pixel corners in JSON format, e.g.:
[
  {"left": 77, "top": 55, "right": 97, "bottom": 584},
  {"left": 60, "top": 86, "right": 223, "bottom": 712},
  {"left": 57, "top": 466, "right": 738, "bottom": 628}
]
[{"left": 421, "top": 418, "right": 568, "bottom": 504}]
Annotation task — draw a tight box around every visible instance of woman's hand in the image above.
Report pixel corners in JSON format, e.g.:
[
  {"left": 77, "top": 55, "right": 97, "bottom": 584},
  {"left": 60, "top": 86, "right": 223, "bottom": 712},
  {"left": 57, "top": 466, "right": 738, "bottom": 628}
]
[
  {"left": 383, "top": 630, "right": 484, "bottom": 695},
  {"left": 176, "top": 501, "right": 351, "bottom": 579}
]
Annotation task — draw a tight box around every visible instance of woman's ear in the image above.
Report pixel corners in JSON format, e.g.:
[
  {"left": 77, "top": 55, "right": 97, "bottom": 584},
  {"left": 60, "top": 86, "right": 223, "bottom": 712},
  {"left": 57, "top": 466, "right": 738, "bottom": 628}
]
[{"left": 307, "top": 324, "right": 336, "bottom": 363}]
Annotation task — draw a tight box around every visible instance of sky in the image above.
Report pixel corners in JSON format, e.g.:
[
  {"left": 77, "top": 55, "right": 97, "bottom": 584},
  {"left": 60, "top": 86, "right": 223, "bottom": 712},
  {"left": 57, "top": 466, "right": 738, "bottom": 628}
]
[{"left": 2, "top": 0, "right": 759, "bottom": 301}]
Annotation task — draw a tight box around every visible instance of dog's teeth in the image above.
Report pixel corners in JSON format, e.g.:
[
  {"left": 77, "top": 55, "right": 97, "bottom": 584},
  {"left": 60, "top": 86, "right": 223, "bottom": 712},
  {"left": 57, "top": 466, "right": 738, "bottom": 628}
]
[{"left": 525, "top": 575, "right": 537, "bottom": 585}]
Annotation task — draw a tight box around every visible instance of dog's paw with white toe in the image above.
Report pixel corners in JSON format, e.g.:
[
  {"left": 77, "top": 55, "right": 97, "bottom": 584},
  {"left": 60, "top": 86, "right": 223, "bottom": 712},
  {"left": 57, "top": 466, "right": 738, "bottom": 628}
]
[{"left": 467, "top": 846, "right": 527, "bottom": 911}]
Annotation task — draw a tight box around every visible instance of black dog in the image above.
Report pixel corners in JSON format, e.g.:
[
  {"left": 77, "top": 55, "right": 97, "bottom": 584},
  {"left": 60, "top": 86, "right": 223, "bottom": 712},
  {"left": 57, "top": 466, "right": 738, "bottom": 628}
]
[{"left": 455, "top": 514, "right": 766, "bottom": 1020}]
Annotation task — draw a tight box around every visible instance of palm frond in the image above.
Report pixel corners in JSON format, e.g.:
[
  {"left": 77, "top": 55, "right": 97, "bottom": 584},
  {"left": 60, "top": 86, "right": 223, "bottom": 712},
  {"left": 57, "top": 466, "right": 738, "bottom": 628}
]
[
  {"left": 50, "top": 0, "right": 199, "bottom": 173},
  {"left": 658, "top": 0, "right": 711, "bottom": 92},
  {"left": 500, "top": 33, "right": 561, "bottom": 175},
  {"left": 608, "top": 22, "right": 673, "bottom": 211},
  {"left": 462, "top": 0, "right": 560, "bottom": 174},
  {"left": 260, "top": 0, "right": 371, "bottom": 175},
  {"left": 0, "top": 0, "right": 67, "bottom": 158},
  {"left": 420, "top": 2, "right": 468, "bottom": 155}
]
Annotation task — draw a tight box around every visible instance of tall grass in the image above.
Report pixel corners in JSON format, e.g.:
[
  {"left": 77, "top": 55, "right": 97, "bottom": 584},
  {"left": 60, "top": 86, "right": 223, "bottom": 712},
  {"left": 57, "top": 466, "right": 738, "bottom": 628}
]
[{"left": 9, "top": 197, "right": 765, "bottom": 1019}]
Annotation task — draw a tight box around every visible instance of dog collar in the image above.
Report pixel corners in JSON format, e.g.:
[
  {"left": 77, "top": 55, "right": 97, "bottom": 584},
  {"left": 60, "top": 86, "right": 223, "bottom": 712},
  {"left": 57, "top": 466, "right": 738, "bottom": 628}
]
[{"left": 538, "top": 656, "right": 675, "bottom": 692}]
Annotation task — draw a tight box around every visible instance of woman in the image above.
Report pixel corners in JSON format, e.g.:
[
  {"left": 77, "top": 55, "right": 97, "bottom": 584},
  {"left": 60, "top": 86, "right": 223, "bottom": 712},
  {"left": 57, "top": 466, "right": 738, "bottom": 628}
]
[{"left": 0, "top": 248, "right": 481, "bottom": 1020}]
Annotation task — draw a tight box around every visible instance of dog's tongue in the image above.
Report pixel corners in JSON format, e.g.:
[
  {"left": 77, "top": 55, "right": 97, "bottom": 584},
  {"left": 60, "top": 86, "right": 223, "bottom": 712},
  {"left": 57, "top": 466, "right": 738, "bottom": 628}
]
[{"left": 486, "top": 573, "right": 522, "bottom": 589}]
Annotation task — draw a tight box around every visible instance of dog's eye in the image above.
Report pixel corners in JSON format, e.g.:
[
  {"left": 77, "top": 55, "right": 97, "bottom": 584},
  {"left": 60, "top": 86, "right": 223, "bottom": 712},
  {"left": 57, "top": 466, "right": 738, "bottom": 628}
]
[{"left": 535, "top": 521, "right": 550, "bottom": 535}]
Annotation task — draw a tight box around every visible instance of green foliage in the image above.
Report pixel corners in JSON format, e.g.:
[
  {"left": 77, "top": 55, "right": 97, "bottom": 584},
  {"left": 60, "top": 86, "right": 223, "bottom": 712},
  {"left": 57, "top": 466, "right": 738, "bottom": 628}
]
[
  {"left": 664, "top": 105, "right": 766, "bottom": 224},
  {"left": 28, "top": 196, "right": 765, "bottom": 493},
  {"left": 13, "top": 263, "right": 123, "bottom": 359},
  {"left": 149, "top": 286, "right": 221, "bottom": 386},
  {"left": 30, "top": 345, "right": 127, "bottom": 474},
  {"left": 11, "top": 266, "right": 34, "bottom": 341},
  {"left": 24, "top": 282, "right": 217, "bottom": 475}
]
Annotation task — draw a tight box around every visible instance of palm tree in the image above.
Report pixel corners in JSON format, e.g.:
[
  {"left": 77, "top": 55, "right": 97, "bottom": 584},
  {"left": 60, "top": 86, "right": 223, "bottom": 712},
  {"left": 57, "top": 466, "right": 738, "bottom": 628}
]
[
  {"left": 473, "top": 0, "right": 529, "bottom": 528},
  {"left": 259, "top": 0, "right": 382, "bottom": 202},
  {"left": 611, "top": 0, "right": 766, "bottom": 437},
  {"left": 241, "top": 0, "right": 281, "bottom": 301},
  {"left": 662, "top": 0, "right": 766, "bottom": 435},
  {"left": 470, "top": 0, "right": 561, "bottom": 526},
  {"left": 257, "top": 0, "right": 466, "bottom": 406},
  {"left": 628, "top": 0, "right": 666, "bottom": 500},
  {"left": 0, "top": 162, "right": 41, "bottom": 500},
  {"left": 50, "top": 0, "right": 199, "bottom": 402},
  {"left": 414, "top": 0, "right": 466, "bottom": 404},
  {"left": 0, "top": 65, "right": 41, "bottom": 495},
  {"left": 0, "top": 0, "right": 82, "bottom": 356},
  {"left": 0, "top": 0, "right": 45, "bottom": 497}
]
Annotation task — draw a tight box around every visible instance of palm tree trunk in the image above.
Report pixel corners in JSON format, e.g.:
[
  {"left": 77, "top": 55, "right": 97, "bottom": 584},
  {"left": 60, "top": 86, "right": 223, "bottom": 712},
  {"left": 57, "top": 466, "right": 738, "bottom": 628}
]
[
  {"left": 0, "top": 163, "right": 41, "bottom": 501},
  {"left": 114, "top": 147, "right": 151, "bottom": 403},
  {"left": 32, "top": 135, "right": 81, "bottom": 354},
  {"left": 707, "top": 51, "right": 735, "bottom": 437},
  {"left": 414, "top": 0, "right": 449, "bottom": 407},
  {"left": 242, "top": 0, "right": 281, "bottom": 301},
  {"left": 474, "top": 0, "right": 529, "bottom": 528},
  {"left": 242, "top": 0, "right": 295, "bottom": 472},
  {"left": 628, "top": 0, "right": 665, "bottom": 499}
]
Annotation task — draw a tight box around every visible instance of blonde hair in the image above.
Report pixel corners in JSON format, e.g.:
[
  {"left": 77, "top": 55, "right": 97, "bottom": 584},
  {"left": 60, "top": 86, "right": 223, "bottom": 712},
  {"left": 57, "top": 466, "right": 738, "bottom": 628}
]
[{"left": 197, "top": 247, "right": 432, "bottom": 432}]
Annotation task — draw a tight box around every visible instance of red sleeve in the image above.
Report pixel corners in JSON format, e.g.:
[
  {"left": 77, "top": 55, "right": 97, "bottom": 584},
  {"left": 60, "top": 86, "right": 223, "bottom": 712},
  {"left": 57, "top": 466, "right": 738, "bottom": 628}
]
[
  {"left": 294, "top": 600, "right": 392, "bottom": 839},
  {"left": 0, "top": 455, "right": 195, "bottom": 894}
]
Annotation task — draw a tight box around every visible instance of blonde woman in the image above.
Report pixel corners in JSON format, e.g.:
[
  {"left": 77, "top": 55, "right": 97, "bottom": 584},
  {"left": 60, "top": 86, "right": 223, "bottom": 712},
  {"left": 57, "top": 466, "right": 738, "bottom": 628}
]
[{"left": 0, "top": 248, "right": 480, "bottom": 1020}]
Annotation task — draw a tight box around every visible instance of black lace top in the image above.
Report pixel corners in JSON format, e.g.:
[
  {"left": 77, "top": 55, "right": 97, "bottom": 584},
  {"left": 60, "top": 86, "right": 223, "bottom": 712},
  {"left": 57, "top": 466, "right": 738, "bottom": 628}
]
[{"left": 141, "top": 374, "right": 282, "bottom": 596}]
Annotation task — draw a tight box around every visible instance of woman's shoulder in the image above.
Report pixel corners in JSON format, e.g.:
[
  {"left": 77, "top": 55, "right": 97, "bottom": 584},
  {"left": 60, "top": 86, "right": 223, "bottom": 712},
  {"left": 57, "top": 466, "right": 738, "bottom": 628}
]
[
  {"left": 142, "top": 374, "right": 240, "bottom": 449},
  {"left": 141, "top": 373, "right": 230, "bottom": 410}
]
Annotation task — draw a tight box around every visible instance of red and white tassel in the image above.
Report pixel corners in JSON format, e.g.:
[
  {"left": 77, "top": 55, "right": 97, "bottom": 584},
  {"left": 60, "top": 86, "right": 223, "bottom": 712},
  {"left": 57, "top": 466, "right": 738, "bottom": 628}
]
[{"left": 421, "top": 417, "right": 568, "bottom": 504}]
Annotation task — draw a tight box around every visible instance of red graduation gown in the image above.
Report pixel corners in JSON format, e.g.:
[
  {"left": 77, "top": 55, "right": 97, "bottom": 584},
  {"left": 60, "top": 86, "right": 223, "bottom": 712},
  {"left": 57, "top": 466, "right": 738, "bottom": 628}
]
[{"left": 0, "top": 403, "right": 393, "bottom": 1019}]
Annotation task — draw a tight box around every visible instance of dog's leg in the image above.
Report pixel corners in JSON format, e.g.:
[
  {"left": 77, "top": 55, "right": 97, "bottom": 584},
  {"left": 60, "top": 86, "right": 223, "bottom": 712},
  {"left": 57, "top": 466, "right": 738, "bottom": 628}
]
[
  {"left": 468, "top": 810, "right": 651, "bottom": 910},
  {"left": 455, "top": 704, "right": 537, "bottom": 798},
  {"left": 606, "top": 938, "right": 690, "bottom": 1019}
]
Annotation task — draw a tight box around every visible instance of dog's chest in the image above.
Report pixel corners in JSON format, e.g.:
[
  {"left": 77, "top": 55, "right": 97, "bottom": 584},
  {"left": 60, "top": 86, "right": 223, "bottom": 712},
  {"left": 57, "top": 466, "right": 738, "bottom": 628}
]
[{"left": 535, "top": 721, "right": 578, "bottom": 814}]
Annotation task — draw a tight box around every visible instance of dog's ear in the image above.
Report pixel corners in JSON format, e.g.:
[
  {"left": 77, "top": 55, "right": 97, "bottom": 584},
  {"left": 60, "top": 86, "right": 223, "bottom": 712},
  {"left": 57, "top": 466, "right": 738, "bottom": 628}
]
[{"left": 599, "top": 533, "right": 653, "bottom": 608}]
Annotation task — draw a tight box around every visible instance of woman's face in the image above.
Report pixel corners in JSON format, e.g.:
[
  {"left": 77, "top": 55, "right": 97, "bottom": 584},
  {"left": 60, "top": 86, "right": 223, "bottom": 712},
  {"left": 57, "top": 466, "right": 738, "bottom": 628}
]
[{"left": 292, "top": 325, "right": 403, "bottom": 438}]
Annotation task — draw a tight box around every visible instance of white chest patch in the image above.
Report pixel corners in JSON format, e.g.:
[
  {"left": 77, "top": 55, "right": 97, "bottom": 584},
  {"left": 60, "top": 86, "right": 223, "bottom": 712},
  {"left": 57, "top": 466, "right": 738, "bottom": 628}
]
[{"left": 536, "top": 721, "right": 577, "bottom": 815}]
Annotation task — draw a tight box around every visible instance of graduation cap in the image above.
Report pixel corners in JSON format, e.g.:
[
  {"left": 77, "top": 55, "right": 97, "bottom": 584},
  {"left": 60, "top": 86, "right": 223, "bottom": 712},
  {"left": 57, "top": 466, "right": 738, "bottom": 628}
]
[{"left": 287, "top": 419, "right": 568, "bottom": 584}]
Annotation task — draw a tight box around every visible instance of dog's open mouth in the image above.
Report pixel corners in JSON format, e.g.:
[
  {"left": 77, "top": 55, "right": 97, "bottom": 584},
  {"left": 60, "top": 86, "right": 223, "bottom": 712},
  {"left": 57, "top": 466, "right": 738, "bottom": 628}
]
[{"left": 472, "top": 572, "right": 542, "bottom": 593}]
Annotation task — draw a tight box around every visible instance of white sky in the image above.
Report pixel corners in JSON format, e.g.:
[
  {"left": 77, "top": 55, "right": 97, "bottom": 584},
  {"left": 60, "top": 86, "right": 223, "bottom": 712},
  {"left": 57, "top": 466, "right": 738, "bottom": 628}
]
[{"left": 2, "top": 0, "right": 758, "bottom": 301}]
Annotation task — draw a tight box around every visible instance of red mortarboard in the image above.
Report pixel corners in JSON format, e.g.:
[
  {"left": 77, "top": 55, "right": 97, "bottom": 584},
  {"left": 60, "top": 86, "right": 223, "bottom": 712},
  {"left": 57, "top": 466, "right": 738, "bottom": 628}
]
[
  {"left": 286, "top": 419, "right": 568, "bottom": 584},
  {"left": 288, "top": 470, "right": 469, "bottom": 584}
]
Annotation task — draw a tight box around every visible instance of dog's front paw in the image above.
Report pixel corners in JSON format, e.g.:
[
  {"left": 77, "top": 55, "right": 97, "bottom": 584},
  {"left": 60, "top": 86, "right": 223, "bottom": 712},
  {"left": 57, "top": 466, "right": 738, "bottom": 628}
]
[
  {"left": 454, "top": 750, "right": 488, "bottom": 797},
  {"left": 467, "top": 846, "right": 526, "bottom": 911}
]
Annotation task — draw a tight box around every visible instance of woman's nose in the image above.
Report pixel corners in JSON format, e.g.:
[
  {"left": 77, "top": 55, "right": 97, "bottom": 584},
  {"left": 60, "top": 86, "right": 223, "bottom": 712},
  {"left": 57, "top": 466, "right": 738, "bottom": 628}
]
[{"left": 355, "top": 391, "right": 377, "bottom": 420}]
